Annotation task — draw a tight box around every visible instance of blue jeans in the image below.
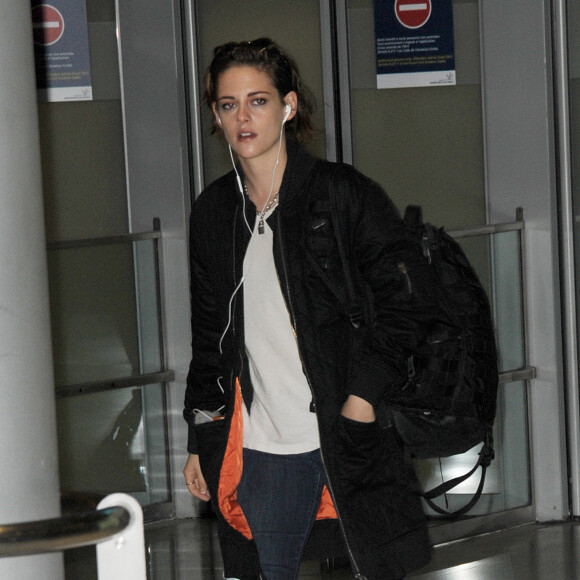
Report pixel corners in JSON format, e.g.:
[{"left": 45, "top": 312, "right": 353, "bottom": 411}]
[{"left": 236, "top": 448, "right": 327, "bottom": 580}]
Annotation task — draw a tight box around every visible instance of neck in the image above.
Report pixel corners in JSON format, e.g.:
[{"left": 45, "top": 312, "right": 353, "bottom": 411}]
[{"left": 240, "top": 147, "right": 288, "bottom": 210}]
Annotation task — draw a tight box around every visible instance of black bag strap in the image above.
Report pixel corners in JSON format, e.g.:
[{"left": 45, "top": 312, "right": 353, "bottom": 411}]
[
  {"left": 421, "top": 441, "right": 494, "bottom": 517},
  {"left": 403, "top": 204, "right": 422, "bottom": 226}
]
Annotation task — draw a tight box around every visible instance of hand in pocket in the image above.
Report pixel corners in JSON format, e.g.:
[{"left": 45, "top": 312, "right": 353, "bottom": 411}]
[{"left": 336, "top": 415, "right": 389, "bottom": 492}]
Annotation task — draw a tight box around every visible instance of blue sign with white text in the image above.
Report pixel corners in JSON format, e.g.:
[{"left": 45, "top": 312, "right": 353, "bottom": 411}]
[
  {"left": 374, "top": 0, "right": 455, "bottom": 89},
  {"left": 32, "top": 0, "right": 93, "bottom": 102}
]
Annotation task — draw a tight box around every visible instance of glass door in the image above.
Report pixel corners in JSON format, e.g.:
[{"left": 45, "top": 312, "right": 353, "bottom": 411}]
[
  {"left": 37, "top": 0, "right": 172, "bottom": 515},
  {"left": 344, "top": 0, "right": 485, "bottom": 228},
  {"left": 340, "top": 0, "right": 533, "bottom": 527}
]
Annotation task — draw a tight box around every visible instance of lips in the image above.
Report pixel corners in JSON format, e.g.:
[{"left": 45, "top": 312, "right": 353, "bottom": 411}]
[{"left": 238, "top": 131, "right": 255, "bottom": 141}]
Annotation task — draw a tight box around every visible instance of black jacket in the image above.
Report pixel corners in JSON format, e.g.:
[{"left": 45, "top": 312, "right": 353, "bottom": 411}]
[{"left": 184, "top": 140, "right": 431, "bottom": 579}]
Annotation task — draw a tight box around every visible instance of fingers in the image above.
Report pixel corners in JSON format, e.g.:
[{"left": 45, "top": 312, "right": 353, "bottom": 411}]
[
  {"left": 183, "top": 454, "right": 211, "bottom": 502},
  {"left": 186, "top": 476, "right": 211, "bottom": 501}
]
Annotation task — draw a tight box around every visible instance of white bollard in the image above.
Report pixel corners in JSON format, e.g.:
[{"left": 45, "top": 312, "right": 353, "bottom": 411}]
[{"left": 96, "top": 494, "right": 147, "bottom": 580}]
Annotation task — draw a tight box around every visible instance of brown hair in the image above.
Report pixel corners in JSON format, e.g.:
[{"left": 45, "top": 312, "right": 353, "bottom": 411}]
[{"left": 204, "top": 38, "right": 315, "bottom": 142}]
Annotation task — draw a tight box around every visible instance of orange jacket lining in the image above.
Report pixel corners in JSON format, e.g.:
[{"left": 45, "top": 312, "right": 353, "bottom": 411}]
[{"left": 217, "top": 379, "right": 338, "bottom": 540}]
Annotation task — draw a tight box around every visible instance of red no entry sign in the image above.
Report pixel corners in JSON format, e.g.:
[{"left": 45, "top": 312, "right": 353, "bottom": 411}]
[
  {"left": 32, "top": 4, "right": 65, "bottom": 46},
  {"left": 395, "top": 0, "right": 432, "bottom": 29}
]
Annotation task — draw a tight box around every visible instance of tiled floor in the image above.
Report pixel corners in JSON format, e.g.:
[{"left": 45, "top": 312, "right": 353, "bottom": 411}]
[{"left": 64, "top": 517, "right": 580, "bottom": 579}]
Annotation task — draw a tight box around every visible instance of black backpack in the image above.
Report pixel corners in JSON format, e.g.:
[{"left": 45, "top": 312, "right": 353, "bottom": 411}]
[{"left": 328, "top": 174, "right": 499, "bottom": 516}]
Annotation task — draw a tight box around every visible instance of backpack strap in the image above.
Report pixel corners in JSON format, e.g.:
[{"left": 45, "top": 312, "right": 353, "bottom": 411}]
[
  {"left": 403, "top": 204, "right": 422, "bottom": 227},
  {"left": 421, "top": 437, "right": 495, "bottom": 517}
]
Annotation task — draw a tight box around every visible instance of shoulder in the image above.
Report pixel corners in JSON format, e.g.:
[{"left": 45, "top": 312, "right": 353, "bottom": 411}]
[
  {"left": 312, "top": 160, "right": 400, "bottom": 219},
  {"left": 194, "top": 171, "right": 237, "bottom": 212},
  {"left": 189, "top": 171, "right": 240, "bottom": 259},
  {"left": 190, "top": 171, "right": 239, "bottom": 227},
  {"left": 314, "top": 159, "right": 386, "bottom": 193}
]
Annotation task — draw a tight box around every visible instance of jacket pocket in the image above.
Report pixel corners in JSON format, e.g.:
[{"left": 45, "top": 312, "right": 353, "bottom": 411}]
[
  {"left": 331, "top": 416, "right": 426, "bottom": 541},
  {"left": 195, "top": 418, "right": 228, "bottom": 492},
  {"left": 334, "top": 415, "right": 392, "bottom": 493}
]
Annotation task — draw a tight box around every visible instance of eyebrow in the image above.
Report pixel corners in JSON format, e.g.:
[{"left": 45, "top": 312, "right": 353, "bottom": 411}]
[{"left": 216, "top": 90, "right": 272, "bottom": 102}]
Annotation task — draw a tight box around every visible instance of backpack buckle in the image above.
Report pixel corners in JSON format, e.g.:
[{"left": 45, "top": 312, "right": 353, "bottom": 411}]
[
  {"left": 348, "top": 305, "right": 364, "bottom": 329},
  {"left": 480, "top": 438, "right": 495, "bottom": 467}
]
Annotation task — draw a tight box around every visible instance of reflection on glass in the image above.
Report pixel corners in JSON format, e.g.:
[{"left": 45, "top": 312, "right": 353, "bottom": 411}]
[
  {"left": 57, "top": 385, "right": 170, "bottom": 507},
  {"left": 134, "top": 239, "right": 164, "bottom": 375},
  {"left": 491, "top": 231, "right": 526, "bottom": 372},
  {"left": 47, "top": 239, "right": 163, "bottom": 386},
  {"left": 457, "top": 230, "right": 525, "bottom": 372}
]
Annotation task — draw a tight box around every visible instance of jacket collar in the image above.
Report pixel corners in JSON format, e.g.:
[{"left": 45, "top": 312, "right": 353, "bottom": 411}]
[
  {"left": 234, "top": 138, "right": 318, "bottom": 209},
  {"left": 277, "top": 138, "right": 318, "bottom": 207}
]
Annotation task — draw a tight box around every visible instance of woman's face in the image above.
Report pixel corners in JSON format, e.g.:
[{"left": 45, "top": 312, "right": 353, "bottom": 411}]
[{"left": 212, "top": 65, "right": 296, "bottom": 165}]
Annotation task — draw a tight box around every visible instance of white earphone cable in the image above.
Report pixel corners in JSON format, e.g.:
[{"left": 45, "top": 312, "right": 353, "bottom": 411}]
[
  {"left": 229, "top": 144, "right": 253, "bottom": 235},
  {"left": 219, "top": 107, "right": 288, "bottom": 354}
]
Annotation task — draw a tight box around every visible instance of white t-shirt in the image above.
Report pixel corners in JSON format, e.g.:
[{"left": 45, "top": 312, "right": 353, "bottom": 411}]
[{"left": 242, "top": 209, "right": 320, "bottom": 454}]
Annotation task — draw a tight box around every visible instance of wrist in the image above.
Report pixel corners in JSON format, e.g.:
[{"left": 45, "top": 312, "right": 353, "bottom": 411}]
[{"left": 341, "top": 395, "right": 375, "bottom": 422}]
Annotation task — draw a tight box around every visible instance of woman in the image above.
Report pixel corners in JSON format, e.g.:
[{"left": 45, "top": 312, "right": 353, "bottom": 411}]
[{"left": 183, "top": 38, "right": 431, "bottom": 580}]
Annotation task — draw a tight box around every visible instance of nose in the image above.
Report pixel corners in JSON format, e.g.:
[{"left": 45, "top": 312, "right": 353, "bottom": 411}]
[{"left": 236, "top": 102, "right": 250, "bottom": 123}]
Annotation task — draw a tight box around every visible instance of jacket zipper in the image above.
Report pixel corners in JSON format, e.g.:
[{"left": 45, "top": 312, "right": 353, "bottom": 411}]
[
  {"left": 231, "top": 207, "right": 241, "bottom": 379},
  {"left": 230, "top": 206, "right": 246, "bottom": 413},
  {"left": 275, "top": 213, "right": 367, "bottom": 580}
]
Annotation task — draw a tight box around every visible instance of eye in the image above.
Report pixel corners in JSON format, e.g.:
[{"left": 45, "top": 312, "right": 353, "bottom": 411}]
[
  {"left": 219, "top": 102, "right": 236, "bottom": 111},
  {"left": 252, "top": 97, "right": 267, "bottom": 106}
]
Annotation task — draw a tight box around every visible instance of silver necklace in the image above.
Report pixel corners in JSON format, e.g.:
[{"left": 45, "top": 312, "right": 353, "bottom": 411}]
[{"left": 244, "top": 182, "right": 279, "bottom": 234}]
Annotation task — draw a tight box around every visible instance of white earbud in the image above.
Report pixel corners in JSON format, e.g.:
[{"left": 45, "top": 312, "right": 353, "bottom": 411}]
[
  {"left": 217, "top": 116, "right": 223, "bottom": 127},
  {"left": 282, "top": 104, "right": 291, "bottom": 124}
]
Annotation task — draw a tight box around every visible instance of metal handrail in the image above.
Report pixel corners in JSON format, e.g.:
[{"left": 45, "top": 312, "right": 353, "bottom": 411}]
[
  {"left": 447, "top": 210, "right": 536, "bottom": 389},
  {"left": 498, "top": 367, "right": 537, "bottom": 385},
  {"left": 0, "top": 494, "right": 146, "bottom": 579},
  {"left": 46, "top": 229, "right": 162, "bottom": 251},
  {"left": 47, "top": 222, "right": 174, "bottom": 400},
  {"left": 448, "top": 217, "right": 524, "bottom": 239},
  {"left": 44, "top": 218, "right": 526, "bottom": 249},
  {"left": 448, "top": 211, "right": 534, "bottom": 385},
  {"left": 55, "top": 370, "right": 175, "bottom": 399},
  {"left": 0, "top": 505, "right": 129, "bottom": 558}
]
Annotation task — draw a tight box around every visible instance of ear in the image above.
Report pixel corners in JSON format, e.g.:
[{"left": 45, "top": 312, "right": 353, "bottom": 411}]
[
  {"left": 211, "top": 104, "right": 222, "bottom": 128},
  {"left": 283, "top": 91, "right": 298, "bottom": 122}
]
